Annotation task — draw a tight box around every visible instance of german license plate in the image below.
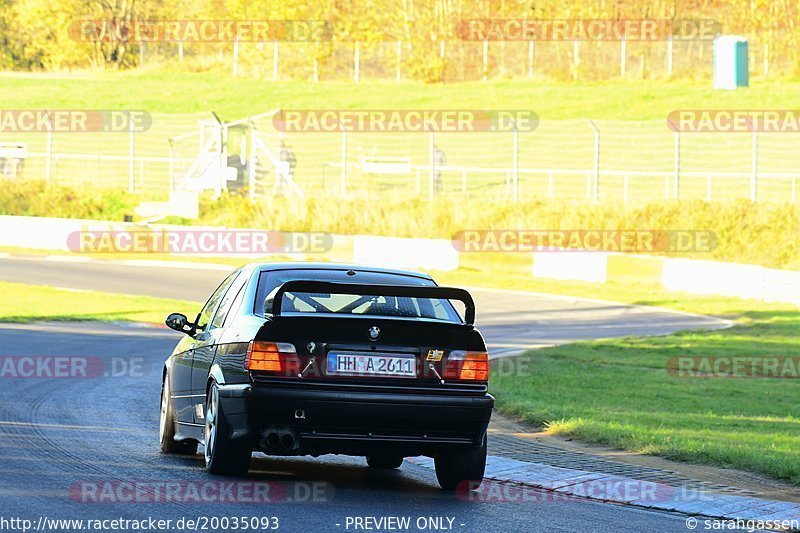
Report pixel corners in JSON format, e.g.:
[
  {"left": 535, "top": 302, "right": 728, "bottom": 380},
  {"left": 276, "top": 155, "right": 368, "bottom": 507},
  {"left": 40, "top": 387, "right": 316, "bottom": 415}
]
[{"left": 327, "top": 352, "right": 416, "bottom": 378}]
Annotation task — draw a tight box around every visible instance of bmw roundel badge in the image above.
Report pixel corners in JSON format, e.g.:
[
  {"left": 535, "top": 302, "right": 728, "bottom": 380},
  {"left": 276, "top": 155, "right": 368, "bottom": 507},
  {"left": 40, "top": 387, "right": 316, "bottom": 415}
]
[{"left": 368, "top": 326, "right": 380, "bottom": 340}]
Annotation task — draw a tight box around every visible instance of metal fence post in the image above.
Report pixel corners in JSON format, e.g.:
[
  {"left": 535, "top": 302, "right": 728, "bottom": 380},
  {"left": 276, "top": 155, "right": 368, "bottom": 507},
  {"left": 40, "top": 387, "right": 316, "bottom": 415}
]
[
  {"left": 589, "top": 120, "right": 599, "bottom": 203},
  {"left": 168, "top": 140, "right": 174, "bottom": 192},
  {"left": 45, "top": 117, "right": 52, "bottom": 183},
  {"left": 439, "top": 40, "right": 446, "bottom": 82},
  {"left": 354, "top": 42, "right": 360, "bottom": 83},
  {"left": 482, "top": 40, "right": 488, "bottom": 82},
  {"left": 528, "top": 40, "right": 534, "bottom": 79},
  {"left": 178, "top": 42, "right": 184, "bottom": 62},
  {"left": 247, "top": 128, "right": 255, "bottom": 201},
  {"left": 512, "top": 126, "right": 519, "bottom": 202},
  {"left": 751, "top": 131, "right": 758, "bottom": 201},
  {"left": 396, "top": 40, "right": 402, "bottom": 82},
  {"left": 218, "top": 122, "right": 227, "bottom": 198},
  {"left": 667, "top": 34, "right": 673, "bottom": 77},
  {"left": 233, "top": 37, "right": 239, "bottom": 77},
  {"left": 340, "top": 126, "right": 347, "bottom": 195},
  {"left": 573, "top": 38, "right": 580, "bottom": 80},
  {"left": 313, "top": 42, "right": 320, "bottom": 83},
  {"left": 673, "top": 130, "right": 680, "bottom": 199},
  {"left": 128, "top": 113, "right": 135, "bottom": 193},
  {"left": 428, "top": 129, "right": 435, "bottom": 200},
  {"left": 273, "top": 42, "right": 279, "bottom": 82}
]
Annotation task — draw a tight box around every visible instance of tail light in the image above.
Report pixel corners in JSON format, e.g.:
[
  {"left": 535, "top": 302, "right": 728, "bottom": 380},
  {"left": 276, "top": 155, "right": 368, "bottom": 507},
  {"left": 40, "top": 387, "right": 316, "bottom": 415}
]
[
  {"left": 245, "top": 341, "right": 300, "bottom": 376},
  {"left": 443, "top": 350, "right": 489, "bottom": 381}
]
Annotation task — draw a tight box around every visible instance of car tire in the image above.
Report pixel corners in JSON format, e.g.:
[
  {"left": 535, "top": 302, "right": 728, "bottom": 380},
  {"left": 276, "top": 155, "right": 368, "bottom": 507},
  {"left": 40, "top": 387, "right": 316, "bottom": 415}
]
[
  {"left": 204, "top": 381, "right": 251, "bottom": 476},
  {"left": 434, "top": 435, "right": 487, "bottom": 491},
  {"left": 366, "top": 455, "right": 404, "bottom": 469},
  {"left": 159, "top": 374, "right": 198, "bottom": 455}
]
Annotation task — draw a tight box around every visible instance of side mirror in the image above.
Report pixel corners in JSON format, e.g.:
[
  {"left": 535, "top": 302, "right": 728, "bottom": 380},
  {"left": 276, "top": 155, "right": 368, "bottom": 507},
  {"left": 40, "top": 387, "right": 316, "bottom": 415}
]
[{"left": 165, "top": 313, "right": 194, "bottom": 335}]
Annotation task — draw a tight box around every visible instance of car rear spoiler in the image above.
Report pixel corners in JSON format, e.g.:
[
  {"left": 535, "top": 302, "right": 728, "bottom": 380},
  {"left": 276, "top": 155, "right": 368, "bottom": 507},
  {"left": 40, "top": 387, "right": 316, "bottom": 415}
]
[{"left": 269, "top": 280, "right": 476, "bottom": 325}]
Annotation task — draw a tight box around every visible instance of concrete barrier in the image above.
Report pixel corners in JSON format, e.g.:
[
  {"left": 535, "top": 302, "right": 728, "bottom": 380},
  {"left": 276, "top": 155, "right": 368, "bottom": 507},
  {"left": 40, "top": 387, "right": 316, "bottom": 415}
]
[
  {"left": 0, "top": 215, "right": 131, "bottom": 251},
  {"left": 353, "top": 235, "right": 459, "bottom": 271},
  {"left": 530, "top": 249, "right": 800, "bottom": 307},
  {"left": 0, "top": 215, "right": 459, "bottom": 271},
  {"left": 532, "top": 251, "right": 608, "bottom": 283},
  {"left": 662, "top": 258, "right": 765, "bottom": 300},
  {"left": 762, "top": 267, "right": 800, "bottom": 305},
  {"left": 606, "top": 254, "right": 664, "bottom": 285},
  {"left": 2, "top": 215, "right": 798, "bottom": 305}
]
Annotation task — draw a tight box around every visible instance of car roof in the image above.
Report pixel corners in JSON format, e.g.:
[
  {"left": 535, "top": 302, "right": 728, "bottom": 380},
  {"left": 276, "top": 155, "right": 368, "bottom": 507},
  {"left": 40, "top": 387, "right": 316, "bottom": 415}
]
[{"left": 246, "top": 262, "right": 434, "bottom": 281}]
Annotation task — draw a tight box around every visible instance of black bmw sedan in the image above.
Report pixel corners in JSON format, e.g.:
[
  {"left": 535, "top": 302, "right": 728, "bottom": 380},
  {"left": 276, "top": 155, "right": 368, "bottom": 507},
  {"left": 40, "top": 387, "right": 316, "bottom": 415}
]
[{"left": 159, "top": 262, "right": 493, "bottom": 490}]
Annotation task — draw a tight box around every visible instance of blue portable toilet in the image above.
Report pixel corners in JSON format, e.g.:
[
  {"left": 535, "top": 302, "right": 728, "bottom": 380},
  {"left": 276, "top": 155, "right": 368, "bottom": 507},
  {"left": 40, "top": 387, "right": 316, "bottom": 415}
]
[{"left": 713, "top": 36, "right": 748, "bottom": 89}]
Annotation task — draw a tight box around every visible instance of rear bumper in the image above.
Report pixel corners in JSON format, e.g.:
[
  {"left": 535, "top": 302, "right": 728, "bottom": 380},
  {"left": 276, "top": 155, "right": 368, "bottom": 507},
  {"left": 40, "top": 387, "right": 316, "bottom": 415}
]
[{"left": 218, "top": 383, "right": 494, "bottom": 456}]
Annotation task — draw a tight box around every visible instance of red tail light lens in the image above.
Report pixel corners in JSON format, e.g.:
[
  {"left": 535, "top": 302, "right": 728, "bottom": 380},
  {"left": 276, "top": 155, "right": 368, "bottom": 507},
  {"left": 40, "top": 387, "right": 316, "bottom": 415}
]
[
  {"left": 443, "top": 350, "right": 489, "bottom": 381},
  {"left": 245, "top": 341, "right": 300, "bottom": 376}
]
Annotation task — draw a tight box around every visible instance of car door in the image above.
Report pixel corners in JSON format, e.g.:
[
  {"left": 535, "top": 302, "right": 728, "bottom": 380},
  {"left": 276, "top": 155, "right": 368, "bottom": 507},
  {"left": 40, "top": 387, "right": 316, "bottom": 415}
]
[
  {"left": 183, "top": 271, "right": 239, "bottom": 424},
  {"left": 169, "top": 332, "right": 198, "bottom": 426},
  {"left": 190, "top": 270, "right": 248, "bottom": 423}
]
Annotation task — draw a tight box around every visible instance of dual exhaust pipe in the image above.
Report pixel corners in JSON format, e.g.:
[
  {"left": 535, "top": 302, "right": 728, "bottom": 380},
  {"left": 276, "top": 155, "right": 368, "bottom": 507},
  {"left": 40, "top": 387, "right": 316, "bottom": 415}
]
[
  {"left": 265, "top": 430, "right": 296, "bottom": 450},
  {"left": 262, "top": 410, "right": 305, "bottom": 451}
]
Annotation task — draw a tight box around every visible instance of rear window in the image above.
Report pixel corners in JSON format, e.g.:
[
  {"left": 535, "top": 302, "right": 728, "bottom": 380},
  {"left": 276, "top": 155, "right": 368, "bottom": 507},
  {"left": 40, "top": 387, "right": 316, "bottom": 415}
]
[{"left": 254, "top": 269, "right": 462, "bottom": 323}]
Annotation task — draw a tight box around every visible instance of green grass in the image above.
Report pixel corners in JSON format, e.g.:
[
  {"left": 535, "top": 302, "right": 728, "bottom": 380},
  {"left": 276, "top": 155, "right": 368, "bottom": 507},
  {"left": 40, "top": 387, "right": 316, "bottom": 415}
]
[
  {"left": 2, "top": 72, "right": 800, "bottom": 120},
  {"left": 488, "top": 286, "right": 800, "bottom": 485},
  {"left": 5, "top": 72, "right": 800, "bottom": 202},
  {"left": 0, "top": 281, "right": 201, "bottom": 324}
]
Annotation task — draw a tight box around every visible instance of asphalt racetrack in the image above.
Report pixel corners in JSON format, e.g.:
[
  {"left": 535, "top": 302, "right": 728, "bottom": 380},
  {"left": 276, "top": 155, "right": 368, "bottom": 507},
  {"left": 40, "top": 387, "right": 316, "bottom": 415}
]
[{"left": 0, "top": 257, "right": 731, "bottom": 532}]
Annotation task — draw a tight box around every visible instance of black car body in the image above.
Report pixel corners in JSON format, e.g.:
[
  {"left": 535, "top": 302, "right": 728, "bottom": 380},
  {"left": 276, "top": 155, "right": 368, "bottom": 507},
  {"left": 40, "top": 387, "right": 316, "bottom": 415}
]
[{"left": 159, "top": 263, "right": 494, "bottom": 489}]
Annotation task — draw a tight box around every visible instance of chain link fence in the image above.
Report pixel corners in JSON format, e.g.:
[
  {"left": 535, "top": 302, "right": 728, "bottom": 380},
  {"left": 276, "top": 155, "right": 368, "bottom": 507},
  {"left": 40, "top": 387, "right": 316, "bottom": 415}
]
[
  {"left": 138, "top": 35, "right": 793, "bottom": 82},
  {"left": 1, "top": 112, "right": 799, "bottom": 205}
]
